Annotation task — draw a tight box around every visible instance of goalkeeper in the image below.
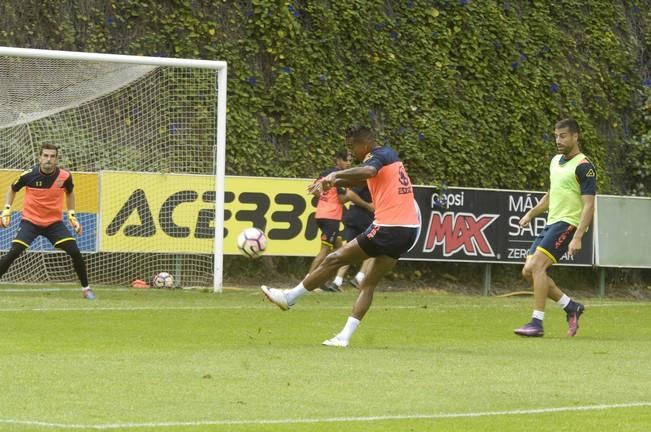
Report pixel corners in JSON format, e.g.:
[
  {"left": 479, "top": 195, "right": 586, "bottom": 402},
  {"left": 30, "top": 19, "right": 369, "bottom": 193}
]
[{"left": 0, "top": 144, "right": 95, "bottom": 300}]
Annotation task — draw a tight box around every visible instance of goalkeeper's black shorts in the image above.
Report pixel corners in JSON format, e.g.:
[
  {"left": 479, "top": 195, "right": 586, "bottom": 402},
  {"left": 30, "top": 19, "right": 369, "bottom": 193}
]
[{"left": 12, "top": 219, "right": 75, "bottom": 249}]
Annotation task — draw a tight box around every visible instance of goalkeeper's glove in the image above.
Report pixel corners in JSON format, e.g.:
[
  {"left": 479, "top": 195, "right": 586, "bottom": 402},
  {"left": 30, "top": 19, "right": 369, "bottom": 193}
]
[
  {"left": 68, "top": 210, "right": 82, "bottom": 234},
  {"left": 0, "top": 205, "right": 10, "bottom": 228}
]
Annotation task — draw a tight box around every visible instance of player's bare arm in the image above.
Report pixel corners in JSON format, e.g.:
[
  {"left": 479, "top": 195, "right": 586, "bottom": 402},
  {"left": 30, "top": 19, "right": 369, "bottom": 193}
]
[
  {"left": 335, "top": 186, "right": 349, "bottom": 204},
  {"left": 307, "top": 166, "right": 375, "bottom": 195},
  {"left": 568, "top": 194, "right": 595, "bottom": 256},
  {"left": 326, "top": 166, "right": 377, "bottom": 189},
  {"left": 519, "top": 192, "right": 549, "bottom": 228},
  {"left": 66, "top": 190, "right": 83, "bottom": 235},
  {"left": 66, "top": 190, "right": 76, "bottom": 214},
  {"left": 344, "top": 189, "right": 374, "bottom": 213},
  {"left": 4, "top": 186, "right": 16, "bottom": 208},
  {"left": 0, "top": 187, "right": 16, "bottom": 228},
  {"left": 307, "top": 178, "right": 321, "bottom": 198}
]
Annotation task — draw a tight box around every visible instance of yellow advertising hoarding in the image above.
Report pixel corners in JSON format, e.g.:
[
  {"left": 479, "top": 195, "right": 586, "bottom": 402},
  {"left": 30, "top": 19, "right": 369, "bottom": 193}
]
[
  {"left": 1, "top": 169, "right": 327, "bottom": 255},
  {"left": 100, "top": 172, "right": 323, "bottom": 254}
]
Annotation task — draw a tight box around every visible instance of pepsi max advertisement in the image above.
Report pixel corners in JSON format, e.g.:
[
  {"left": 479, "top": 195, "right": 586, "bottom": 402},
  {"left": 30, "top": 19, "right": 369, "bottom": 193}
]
[{"left": 405, "top": 186, "right": 593, "bottom": 266}]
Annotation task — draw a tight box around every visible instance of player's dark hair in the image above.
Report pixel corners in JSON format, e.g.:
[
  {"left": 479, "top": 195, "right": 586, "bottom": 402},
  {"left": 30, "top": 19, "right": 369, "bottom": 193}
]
[
  {"left": 345, "top": 125, "right": 375, "bottom": 142},
  {"left": 40, "top": 143, "right": 59, "bottom": 156},
  {"left": 335, "top": 149, "right": 348, "bottom": 161},
  {"left": 555, "top": 118, "right": 580, "bottom": 135}
]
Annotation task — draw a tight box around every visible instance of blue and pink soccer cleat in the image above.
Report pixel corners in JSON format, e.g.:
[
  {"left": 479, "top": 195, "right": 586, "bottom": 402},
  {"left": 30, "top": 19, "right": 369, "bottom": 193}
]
[
  {"left": 566, "top": 303, "right": 585, "bottom": 337},
  {"left": 514, "top": 322, "right": 544, "bottom": 337}
]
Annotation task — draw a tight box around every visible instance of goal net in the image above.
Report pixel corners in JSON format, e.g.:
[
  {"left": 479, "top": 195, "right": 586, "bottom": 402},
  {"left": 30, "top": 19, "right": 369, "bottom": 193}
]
[{"left": 0, "top": 47, "right": 227, "bottom": 291}]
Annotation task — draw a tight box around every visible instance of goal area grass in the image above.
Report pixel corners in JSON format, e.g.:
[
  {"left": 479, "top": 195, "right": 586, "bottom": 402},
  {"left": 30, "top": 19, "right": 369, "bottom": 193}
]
[{"left": 1, "top": 286, "right": 650, "bottom": 431}]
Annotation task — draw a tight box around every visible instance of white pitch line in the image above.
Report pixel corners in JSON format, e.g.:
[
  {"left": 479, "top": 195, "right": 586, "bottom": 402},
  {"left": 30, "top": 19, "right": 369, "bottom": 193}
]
[
  {"left": 0, "top": 305, "right": 285, "bottom": 313},
  {"left": 0, "top": 402, "right": 650, "bottom": 430},
  {"left": 0, "top": 301, "right": 649, "bottom": 314},
  {"left": 0, "top": 288, "right": 132, "bottom": 292},
  {"left": 2, "top": 288, "right": 650, "bottom": 311}
]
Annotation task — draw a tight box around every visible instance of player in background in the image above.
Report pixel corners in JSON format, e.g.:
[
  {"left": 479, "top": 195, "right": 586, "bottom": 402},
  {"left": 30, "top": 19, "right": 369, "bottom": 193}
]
[
  {"left": 0, "top": 143, "right": 95, "bottom": 300},
  {"left": 324, "top": 185, "right": 374, "bottom": 292},
  {"left": 262, "top": 125, "right": 420, "bottom": 347},
  {"left": 514, "top": 118, "right": 596, "bottom": 337},
  {"left": 308, "top": 150, "right": 350, "bottom": 282}
]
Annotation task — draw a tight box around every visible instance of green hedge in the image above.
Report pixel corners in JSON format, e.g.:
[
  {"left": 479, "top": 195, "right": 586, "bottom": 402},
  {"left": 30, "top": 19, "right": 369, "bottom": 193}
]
[{"left": 1, "top": 0, "right": 649, "bottom": 193}]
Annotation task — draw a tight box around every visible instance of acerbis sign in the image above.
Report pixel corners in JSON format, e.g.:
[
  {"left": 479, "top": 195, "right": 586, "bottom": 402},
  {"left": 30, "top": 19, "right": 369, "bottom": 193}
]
[{"left": 100, "top": 172, "right": 323, "bottom": 254}]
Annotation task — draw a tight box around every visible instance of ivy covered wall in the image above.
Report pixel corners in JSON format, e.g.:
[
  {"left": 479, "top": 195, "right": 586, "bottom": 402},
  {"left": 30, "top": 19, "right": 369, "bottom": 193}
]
[{"left": 1, "top": 0, "right": 649, "bottom": 194}]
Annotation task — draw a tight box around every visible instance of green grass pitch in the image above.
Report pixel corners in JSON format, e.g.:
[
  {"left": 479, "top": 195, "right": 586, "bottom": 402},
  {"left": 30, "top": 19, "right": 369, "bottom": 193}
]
[{"left": 1, "top": 286, "right": 650, "bottom": 431}]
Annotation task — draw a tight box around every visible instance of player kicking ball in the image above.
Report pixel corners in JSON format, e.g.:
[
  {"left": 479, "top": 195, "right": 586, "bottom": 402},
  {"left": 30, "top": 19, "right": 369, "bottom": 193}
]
[
  {"left": 261, "top": 125, "right": 420, "bottom": 347},
  {"left": 0, "top": 143, "right": 95, "bottom": 300}
]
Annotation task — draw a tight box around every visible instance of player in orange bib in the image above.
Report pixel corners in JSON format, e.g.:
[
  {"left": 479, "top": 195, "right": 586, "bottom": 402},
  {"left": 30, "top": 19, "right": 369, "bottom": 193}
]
[
  {"left": 307, "top": 150, "right": 350, "bottom": 282},
  {"left": 262, "top": 125, "right": 420, "bottom": 347},
  {"left": 0, "top": 144, "right": 95, "bottom": 299}
]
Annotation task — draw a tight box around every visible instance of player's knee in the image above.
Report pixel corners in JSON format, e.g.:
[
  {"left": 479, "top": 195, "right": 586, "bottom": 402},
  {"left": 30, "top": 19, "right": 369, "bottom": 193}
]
[
  {"left": 523, "top": 254, "right": 549, "bottom": 280},
  {"left": 521, "top": 265, "right": 533, "bottom": 281},
  {"left": 322, "top": 250, "right": 345, "bottom": 269},
  {"left": 528, "top": 262, "right": 547, "bottom": 279}
]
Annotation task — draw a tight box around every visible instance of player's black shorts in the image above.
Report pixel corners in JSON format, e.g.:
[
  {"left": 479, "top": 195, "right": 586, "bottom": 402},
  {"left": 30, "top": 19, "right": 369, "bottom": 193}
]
[
  {"left": 343, "top": 209, "right": 373, "bottom": 242},
  {"left": 527, "top": 220, "right": 576, "bottom": 263},
  {"left": 344, "top": 223, "right": 368, "bottom": 243},
  {"left": 13, "top": 220, "right": 76, "bottom": 249},
  {"left": 316, "top": 218, "right": 341, "bottom": 248},
  {"left": 356, "top": 224, "right": 419, "bottom": 260}
]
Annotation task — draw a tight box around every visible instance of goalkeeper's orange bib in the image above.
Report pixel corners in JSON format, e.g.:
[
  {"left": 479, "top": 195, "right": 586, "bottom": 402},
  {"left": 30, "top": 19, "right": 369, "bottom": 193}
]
[{"left": 21, "top": 169, "right": 71, "bottom": 227}]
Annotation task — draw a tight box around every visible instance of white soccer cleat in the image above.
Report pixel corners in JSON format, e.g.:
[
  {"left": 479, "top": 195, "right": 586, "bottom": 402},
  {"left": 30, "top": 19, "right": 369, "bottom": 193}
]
[
  {"left": 322, "top": 336, "right": 349, "bottom": 348},
  {"left": 260, "top": 285, "right": 291, "bottom": 311}
]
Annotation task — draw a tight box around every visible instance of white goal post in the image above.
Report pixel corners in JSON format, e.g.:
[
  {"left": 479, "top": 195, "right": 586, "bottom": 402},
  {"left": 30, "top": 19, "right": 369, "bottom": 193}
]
[{"left": 0, "top": 46, "right": 228, "bottom": 292}]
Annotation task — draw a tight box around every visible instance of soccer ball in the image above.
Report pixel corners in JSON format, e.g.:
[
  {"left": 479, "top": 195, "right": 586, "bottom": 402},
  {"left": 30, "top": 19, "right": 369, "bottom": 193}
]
[
  {"left": 152, "top": 272, "right": 174, "bottom": 288},
  {"left": 237, "top": 227, "right": 267, "bottom": 258}
]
